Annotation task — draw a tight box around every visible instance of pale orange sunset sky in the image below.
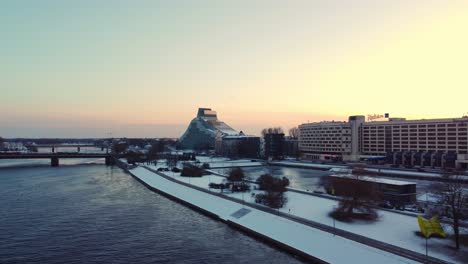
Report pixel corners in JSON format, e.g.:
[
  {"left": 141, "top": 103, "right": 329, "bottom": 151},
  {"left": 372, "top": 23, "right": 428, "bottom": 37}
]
[{"left": 1, "top": 1, "right": 468, "bottom": 137}]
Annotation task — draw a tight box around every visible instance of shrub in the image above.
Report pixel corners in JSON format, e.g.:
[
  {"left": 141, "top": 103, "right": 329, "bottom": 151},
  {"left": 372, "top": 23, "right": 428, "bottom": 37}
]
[
  {"left": 180, "top": 164, "right": 203, "bottom": 177},
  {"left": 209, "top": 182, "right": 226, "bottom": 189},
  {"left": 230, "top": 182, "right": 250, "bottom": 192},
  {"left": 255, "top": 192, "right": 287, "bottom": 209}
]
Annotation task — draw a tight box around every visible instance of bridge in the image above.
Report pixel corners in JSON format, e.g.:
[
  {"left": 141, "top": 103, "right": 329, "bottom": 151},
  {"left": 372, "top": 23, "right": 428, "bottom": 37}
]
[
  {"left": 26, "top": 144, "right": 109, "bottom": 153},
  {"left": 0, "top": 153, "right": 114, "bottom": 167}
]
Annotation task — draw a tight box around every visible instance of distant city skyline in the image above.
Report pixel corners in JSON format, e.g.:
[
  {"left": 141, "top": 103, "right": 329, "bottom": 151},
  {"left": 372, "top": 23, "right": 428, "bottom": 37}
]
[{"left": 2, "top": 1, "right": 468, "bottom": 138}]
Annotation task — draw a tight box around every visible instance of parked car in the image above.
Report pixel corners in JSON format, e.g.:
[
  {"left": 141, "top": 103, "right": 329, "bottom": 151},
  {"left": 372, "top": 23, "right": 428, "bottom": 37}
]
[
  {"left": 378, "top": 201, "right": 394, "bottom": 209},
  {"left": 405, "top": 205, "right": 425, "bottom": 213}
]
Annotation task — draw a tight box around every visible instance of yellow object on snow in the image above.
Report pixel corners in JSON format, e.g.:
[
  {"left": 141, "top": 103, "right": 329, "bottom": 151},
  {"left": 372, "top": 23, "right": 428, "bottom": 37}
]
[{"left": 417, "top": 216, "right": 446, "bottom": 238}]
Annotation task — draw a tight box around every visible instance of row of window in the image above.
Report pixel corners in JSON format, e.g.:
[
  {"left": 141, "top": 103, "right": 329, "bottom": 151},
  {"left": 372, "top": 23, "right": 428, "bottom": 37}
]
[
  {"left": 363, "top": 134, "right": 467, "bottom": 139},
  {"left": 364, "top": 139, "right": 466, "bottom": 143},
  {"left": 362, "top": 145, "right": 467, "bottom": 150},
  {"left": 363, "top": 123, "right": 467, "bottom": 129}
]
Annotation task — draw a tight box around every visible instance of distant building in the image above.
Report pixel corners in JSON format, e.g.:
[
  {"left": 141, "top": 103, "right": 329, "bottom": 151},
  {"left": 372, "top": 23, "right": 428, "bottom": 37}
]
[
  {"left": 283, "top": 137, "right": 299, "bottom": 158},
  {"left": 215, "top": 131, "right": 260, "bottom": 158},
  {"left": 299, "top": 115, "right": 468, "bottom": 169},
  {"left": 264, "top": 133, "right": 285, "bottom": 160},
  {"left": 179, "top": 108, "right": 238, "bottom": 150}
]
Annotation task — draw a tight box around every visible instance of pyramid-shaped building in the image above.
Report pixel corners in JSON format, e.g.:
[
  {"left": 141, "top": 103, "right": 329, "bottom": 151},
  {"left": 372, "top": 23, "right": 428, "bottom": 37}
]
[{"left": 178, "top": 108, "right": 238, "bottom": 150}]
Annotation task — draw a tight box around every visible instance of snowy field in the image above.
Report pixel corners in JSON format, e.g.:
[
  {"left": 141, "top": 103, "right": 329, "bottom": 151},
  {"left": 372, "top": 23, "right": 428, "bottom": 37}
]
[
  {"left": 129, "top": 166, "right": 418, "bottom": 264},
  {"left": 269, "top": 160, "right": 348, "bottom": 170}
]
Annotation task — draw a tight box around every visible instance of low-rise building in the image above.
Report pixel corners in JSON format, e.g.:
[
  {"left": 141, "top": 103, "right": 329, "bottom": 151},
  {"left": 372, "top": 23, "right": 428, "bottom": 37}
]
[
  {"left": 264, "top": 133, "right": 285, "bottom": 160},
  {"left": 283, "top": 137, "right": 299, "bottom": 158},
  {"left": 326, "top": 174, "right": 417, "bottom": 205},
  {"left": 215, "top": 131, "right": 260, "bottom": 158}
]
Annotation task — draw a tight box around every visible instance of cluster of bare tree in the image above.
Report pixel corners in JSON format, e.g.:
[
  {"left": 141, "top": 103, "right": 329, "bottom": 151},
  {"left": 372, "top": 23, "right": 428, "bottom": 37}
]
[
  {"left": 227, "top": 168, "right": 250, "bottom": 192},
  {"left": 261, "top": 127, "right": 299, "bottom": 138},
  {"left": 255, "top": 174, "right": 290, "bottom": 208},
  {"left": 321, "top": 165, "right": 381, "bottom": 221},
  {"left": 228, "top": 167, "right": 245, "bottom": 182},
  {"left": 180, "top": 162, "right": 204, "bottom": 177},
  {"left": 261, "top": 127, "right": 284, "bottom": 137},
  {"left": 288, "top": 127, "right": 299, "bottom": 139}
]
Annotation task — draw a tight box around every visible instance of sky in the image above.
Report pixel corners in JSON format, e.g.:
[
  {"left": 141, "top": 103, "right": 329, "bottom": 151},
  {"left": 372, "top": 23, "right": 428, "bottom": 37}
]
[{"left": 1, "top": 0, "right": 468, "bottom": 138}]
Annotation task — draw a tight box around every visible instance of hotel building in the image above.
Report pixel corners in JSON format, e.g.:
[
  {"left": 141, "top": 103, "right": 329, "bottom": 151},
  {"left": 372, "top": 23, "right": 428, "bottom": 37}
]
[{"left": 299, "top": 115, "right": 468, "bottom": 169}]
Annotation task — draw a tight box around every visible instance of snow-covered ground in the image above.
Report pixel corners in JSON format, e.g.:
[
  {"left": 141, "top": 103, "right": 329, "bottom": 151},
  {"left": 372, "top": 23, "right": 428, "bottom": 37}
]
[
  {"left": 366, "top": 168, "right": 441, "bottom": 177},
  {"left": 129, "top": 166, "right": 418, "bottom": 264},
  {"left": 147, "top": 164, "right": 466, "bottom": 264},
  {"left": 269, "top": 160, "right": 348, "bottom": 170}
]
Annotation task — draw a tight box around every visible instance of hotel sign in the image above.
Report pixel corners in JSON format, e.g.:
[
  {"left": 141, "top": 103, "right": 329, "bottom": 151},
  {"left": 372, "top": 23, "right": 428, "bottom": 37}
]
[{"left": 368, "top": 113, "right": 389, "bottom": 121}]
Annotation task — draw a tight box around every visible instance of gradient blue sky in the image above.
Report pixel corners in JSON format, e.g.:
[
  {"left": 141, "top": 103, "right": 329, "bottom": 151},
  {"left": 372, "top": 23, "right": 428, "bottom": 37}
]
[{"left": 1, "top": 1, "right": 468, "bottom": 138}]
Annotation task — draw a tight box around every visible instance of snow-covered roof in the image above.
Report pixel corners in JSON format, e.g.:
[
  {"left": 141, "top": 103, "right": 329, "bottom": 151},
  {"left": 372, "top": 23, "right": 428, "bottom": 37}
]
[{"left": 209, "top": 120, "right": 238, "bottom": 135}]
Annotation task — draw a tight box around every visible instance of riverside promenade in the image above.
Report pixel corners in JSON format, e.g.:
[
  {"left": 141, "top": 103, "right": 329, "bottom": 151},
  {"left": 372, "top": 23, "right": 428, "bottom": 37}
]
[{"left": 128, "top": 166, "right": 421, "bottom": 264}]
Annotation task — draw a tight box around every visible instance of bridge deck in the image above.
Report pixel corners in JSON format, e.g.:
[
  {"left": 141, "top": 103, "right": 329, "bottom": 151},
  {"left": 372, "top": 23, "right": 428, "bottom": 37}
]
[
  {"left": 32, "top": 145, "right": 100, "bottom": 148},
  {"left": 0, "top": 153, "right": 110, "bottom": 159}
]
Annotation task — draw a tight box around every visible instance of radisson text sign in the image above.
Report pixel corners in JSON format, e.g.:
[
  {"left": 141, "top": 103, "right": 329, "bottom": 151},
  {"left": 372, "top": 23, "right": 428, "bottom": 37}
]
[{"left": 368, "top": 113, "right": 389, "bottom": 121}]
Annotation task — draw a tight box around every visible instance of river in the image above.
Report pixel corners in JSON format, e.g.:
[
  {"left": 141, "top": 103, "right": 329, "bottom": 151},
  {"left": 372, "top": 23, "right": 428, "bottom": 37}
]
[{"left": 0, "top": 161, "right": 304, "bottom": 264}]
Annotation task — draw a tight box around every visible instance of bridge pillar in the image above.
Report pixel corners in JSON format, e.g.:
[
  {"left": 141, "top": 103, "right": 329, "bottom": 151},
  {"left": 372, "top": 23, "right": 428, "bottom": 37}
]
[
  {"left": 52, "top": 146, "right": 55, "bottom": 153},
  {"left": 105, "top": 156, "right": 115, "bottom": 166},
  {"left": 77, "top": 146, "right": 81, "bottom": 152},
  {"left": 51, "top": 157, "right": 59, "bottom": 167}
]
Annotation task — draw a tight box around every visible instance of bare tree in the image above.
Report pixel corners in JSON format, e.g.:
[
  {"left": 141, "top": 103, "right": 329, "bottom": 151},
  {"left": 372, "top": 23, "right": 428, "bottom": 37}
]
[
  {"left": 326, "top": 167, "right": 381, "bottom": 221},
  {"left": 166, "top": 155, "right": 178, "bottom": 169},
  {"left": 228, "top": 167, "right": 245, "bottom": 182},
  {"left": 0, "top": 137, "right": 4, "bottom": 151},
  {"left": 430, "top": 171, "right": 468, "bottom": 249},
  {"left": 255, "top": 174, "right": 289, "bottom": 208},
  {"left": 288, "top": 127, "right": 299, "bottom": 139},
  {"left": 261, "top": 127, "right": 284, "bottom": 137}
]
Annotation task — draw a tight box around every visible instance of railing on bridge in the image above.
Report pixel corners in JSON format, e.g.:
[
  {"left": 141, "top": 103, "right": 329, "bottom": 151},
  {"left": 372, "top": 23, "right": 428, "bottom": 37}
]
[
  {"left": 25, "top": 144, "right": 110, "bottom": 153},
  {"left": 0, "top": 152, "right": 114, "bottom": 167}
]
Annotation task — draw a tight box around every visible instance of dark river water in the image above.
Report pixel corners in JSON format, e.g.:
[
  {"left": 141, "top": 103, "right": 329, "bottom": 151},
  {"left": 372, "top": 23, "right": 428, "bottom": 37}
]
[
  {"left": 0, "top": 160, "right": 304, "bottom": 264},
  {"left": 214, "top": 166, "right": 333, "bottom": 191}
]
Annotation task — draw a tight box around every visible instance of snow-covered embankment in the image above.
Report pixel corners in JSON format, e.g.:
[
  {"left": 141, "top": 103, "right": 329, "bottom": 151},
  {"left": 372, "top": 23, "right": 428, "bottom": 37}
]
[{"left": 128, "top": 166, "right": 416, "bottom": 264}]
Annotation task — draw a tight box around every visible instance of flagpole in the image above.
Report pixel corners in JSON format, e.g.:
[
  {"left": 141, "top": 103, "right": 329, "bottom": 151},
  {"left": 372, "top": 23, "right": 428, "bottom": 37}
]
[{"left": 426, "top": 191, "right": 428, "bottom": 262}]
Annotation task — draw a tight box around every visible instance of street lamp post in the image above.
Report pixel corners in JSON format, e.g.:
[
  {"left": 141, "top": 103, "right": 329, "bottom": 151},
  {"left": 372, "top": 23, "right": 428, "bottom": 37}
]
[
  {"left": 333, "top": 217, "right": 336, "bottom": 237},
  {"left": 425, "top": 191, "right": 429, "bottom": 261},
  {"left": 242, "top": 177, "right": 245, "bottom": 207}
]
